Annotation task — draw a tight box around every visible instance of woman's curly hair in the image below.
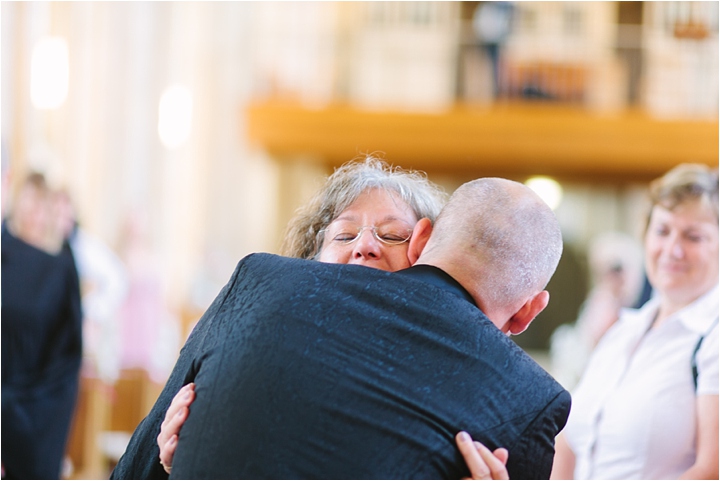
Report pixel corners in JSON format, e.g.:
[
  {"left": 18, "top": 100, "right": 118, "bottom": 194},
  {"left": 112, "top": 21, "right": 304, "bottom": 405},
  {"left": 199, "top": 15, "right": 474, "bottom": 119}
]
[{"left": 281, "top": 155, "right": 448, "bottom": 259}]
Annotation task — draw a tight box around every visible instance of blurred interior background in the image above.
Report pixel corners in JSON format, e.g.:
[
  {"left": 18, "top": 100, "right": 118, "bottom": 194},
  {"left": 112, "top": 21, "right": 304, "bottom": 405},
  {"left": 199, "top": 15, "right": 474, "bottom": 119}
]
[{"left": 1, "top": 1, "right": 717, "bottom": 478}]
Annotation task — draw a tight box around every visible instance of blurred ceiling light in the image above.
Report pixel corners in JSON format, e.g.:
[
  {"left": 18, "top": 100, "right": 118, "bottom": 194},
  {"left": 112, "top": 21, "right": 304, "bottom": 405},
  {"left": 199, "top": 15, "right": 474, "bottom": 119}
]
[
  {"left": 525, "top": 176, "right": 563, "bottom": 210},
  {"left": 158, "top": 85, "right": 193, "bottom": 149},
  {"left": 31, "top": 36, "right": 69, "bottom": 110}
]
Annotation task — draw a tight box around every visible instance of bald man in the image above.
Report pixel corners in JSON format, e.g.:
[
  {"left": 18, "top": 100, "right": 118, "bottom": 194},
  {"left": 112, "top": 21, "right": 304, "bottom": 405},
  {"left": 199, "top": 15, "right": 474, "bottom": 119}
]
[{"left": 113, "top": 178, "right": 570, "bottom": 480}]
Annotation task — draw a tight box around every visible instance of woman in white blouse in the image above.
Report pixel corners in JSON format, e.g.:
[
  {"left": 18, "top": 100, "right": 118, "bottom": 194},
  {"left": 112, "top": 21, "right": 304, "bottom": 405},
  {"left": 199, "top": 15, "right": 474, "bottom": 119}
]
[{"left": 552, "top": 163, "right": 719, "bottom": 480}]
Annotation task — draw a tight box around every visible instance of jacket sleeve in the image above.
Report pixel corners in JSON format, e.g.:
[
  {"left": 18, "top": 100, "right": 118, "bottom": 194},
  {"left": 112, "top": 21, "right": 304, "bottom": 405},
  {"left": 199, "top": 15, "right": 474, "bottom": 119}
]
[
  {"left": 506, "top": 389, "right": 572, "bottom": 480},
  {"left": 109, "top": 258, "right": 248, "bottom": 480}
]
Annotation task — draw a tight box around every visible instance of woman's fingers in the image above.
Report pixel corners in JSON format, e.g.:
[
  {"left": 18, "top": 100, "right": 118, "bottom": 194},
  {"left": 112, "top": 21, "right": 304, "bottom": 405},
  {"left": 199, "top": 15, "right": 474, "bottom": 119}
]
[
  {"left": 473, "top": 442, "right": 509, "bottom": 480},
  {"left": 157, "top": 383, "right": 195, "bottom": 459},
  {"left": 456, "top": 431, "right": 509, "bottom": 480},
  {"left": 159, "top": 434, "right": 178, "bottom": 474},
  {"left": 491, "top": 447, "right": 509, "bottom": 466}
]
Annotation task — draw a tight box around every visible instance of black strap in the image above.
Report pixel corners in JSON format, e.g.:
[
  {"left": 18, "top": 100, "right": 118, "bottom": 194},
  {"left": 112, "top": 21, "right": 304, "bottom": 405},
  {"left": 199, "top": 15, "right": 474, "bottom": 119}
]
[{"left": 692, "top": 317, "right": 719, "bottom": 391}]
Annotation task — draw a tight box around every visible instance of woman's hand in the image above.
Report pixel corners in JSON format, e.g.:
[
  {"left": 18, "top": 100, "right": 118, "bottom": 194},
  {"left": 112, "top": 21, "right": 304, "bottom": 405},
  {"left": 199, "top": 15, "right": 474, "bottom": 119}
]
[
  {"left": 455, "top": 431, "right": 509, "bottom": 480},
  {"left": 157, "top": 382, "right": 196, "bottom": 474}
]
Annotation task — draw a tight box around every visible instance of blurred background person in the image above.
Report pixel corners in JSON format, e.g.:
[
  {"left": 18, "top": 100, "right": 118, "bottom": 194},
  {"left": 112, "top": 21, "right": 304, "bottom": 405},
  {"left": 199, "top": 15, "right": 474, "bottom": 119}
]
[
  {"left": 472, "top": 1, "right": 514, "bottom": 98},
  {"left": 1, "top": 172, "right": 83, "bottom": 479},
  {"left": 116, "top": 208, "right": 181, "bottom": 385},
  {"left": 549, "top": 231, "right": 645, "bottom": 390},
  {"left": 552, "top": 163, "right": 719, "bottom": 479},
  {"left": 51, "top": 188, "right": 129, "bottom": 386},
  {"left": 46, "top": 188, "right": 130, "bottom": 476},
  {"left": 4, "top": 172, "right": 55, "bottom": 252}
]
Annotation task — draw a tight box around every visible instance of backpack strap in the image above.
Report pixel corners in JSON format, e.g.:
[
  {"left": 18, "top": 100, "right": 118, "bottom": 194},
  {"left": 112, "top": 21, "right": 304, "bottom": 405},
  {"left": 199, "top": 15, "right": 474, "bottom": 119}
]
[{"left": 692, "top": 317, "right": 719, "bottom": 391}]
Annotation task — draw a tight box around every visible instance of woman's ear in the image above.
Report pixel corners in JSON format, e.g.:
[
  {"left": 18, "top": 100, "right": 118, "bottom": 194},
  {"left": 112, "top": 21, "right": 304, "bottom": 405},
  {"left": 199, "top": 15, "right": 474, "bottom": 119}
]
[{"left": 407, "top": 218, "right": 433, "bottom": 265}]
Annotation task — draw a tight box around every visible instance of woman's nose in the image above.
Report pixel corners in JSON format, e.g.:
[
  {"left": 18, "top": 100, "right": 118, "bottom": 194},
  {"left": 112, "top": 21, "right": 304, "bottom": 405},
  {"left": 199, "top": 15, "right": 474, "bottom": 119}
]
[
  {"left": 665, "top": 232, "right": 685, "bottom": 259},
  {"left": 353, "top": 229, "right": 381, "bottom": 259},
  {"left": 669, "top": 240, "right": 685, "bottom": 259}
]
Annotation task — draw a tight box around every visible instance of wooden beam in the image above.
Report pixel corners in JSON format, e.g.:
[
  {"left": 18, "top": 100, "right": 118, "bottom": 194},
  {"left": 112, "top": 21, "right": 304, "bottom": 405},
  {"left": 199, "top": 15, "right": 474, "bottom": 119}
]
[{"left": 245, "top": 99, "right": 718, "bottom": 183}]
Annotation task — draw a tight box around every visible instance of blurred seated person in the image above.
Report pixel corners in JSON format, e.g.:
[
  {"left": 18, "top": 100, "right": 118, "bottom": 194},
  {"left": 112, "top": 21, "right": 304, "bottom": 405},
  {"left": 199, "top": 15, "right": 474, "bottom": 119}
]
[
  {"left": 2, "top": 172, "right": 83, "bottom": 479},
  {"left": 549, "top": 231, "right": 645, "bottom": 390}
]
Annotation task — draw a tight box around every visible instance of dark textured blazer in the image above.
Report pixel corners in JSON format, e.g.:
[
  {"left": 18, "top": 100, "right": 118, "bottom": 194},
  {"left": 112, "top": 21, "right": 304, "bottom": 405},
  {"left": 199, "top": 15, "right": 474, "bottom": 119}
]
[
  {"left": 1, "top": 224, "right": 83, "bottom": 479},
  {"left": 112, "top": 253, "right": 570, "bottom": 480}
]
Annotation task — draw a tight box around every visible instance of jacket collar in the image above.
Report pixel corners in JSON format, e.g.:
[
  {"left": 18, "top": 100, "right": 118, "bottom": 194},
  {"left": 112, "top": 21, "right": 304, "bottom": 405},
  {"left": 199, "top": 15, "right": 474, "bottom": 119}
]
[{"left": 396, "top": 264, "right": 476, "bottom": 307}]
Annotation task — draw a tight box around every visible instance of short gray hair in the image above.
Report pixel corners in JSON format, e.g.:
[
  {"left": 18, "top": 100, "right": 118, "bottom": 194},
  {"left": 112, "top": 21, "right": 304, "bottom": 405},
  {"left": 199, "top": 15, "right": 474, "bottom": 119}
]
[
  {"left": 431, "top": 178, "right": 563, "bottom": 305},
  {"left": 281, "top": 156, "right": 448, "bottom": 259}
]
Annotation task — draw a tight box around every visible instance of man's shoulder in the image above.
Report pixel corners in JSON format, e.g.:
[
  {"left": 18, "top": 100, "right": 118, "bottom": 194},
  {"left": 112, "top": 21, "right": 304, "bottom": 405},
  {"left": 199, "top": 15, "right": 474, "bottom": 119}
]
[
  {"left": 237, "top": 252, "right": 353, "bottom": 274},
  {"left": 228, "top": 253, "right": 316, "bottom": 285},
  {"left": 235, "top": 253, "right": 396, "bottom": 285},
  {"left": 237, "top": 252, "right": 295, "bottom": 269}
]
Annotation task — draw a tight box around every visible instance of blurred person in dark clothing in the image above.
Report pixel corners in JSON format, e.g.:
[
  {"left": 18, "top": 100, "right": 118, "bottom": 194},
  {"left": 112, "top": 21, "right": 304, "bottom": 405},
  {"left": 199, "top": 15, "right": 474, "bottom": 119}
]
[{"left": 1, "top": 172, "right": 83, "bottom": 479}]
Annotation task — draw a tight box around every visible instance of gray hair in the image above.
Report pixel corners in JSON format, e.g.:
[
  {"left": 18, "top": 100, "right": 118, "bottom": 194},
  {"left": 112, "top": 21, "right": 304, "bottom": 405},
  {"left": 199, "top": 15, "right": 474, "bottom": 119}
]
[
  {"left": 281, "top": 156, "right": 448, "bottom": 259},
  {"left": 429, "top": 178, "right": 563, "bottom": 306}
]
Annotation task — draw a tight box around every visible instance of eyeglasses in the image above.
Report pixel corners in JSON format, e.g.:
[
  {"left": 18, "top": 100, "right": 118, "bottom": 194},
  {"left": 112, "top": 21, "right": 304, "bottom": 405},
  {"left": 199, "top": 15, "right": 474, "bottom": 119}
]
[{"left": 318, "top": 223, "right": 413, "bottom": 246}]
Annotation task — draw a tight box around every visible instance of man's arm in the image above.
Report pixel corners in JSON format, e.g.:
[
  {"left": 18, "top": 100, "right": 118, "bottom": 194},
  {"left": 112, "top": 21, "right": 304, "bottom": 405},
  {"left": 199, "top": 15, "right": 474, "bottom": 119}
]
[
  {"left": 110, "top": 259, "right": 247, "bottom": 479},
  {"left": 505, "top": 389, "right": 571, "bottom": 480}
]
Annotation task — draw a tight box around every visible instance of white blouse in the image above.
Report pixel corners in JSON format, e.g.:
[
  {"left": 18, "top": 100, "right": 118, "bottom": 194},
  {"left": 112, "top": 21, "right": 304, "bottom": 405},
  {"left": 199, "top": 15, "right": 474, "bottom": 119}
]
[{"left": 564, "top": 284, "right": 718, "bottom": 480}]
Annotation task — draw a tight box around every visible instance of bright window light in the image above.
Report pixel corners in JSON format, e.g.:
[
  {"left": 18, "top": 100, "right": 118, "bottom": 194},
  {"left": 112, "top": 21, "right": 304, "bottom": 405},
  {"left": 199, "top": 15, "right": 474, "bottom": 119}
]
[
  {"left": 525, "top": 176, "right": 563, "bottom": 210},
  {"left": 158, "top": 85, "right": 193, "bottom": 149},
  {"left": 31, "top": 37, "right": 69, "bottom": 110}
]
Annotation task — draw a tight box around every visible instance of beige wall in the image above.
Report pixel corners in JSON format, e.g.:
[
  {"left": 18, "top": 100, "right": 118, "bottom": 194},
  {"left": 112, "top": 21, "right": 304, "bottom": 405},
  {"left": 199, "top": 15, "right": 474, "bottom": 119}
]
[{"left": 2, "top": 2, "right": 303, "bottom": 311}]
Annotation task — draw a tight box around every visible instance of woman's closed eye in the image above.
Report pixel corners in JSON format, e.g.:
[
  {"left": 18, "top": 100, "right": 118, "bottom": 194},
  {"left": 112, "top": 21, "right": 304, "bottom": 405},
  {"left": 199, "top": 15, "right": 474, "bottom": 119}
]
[
  {"left": 333, "top": 232, "right": 359, "bottom": 242},
  {"left": 378, "top": 231, "right": 411, "bottom": 242}
]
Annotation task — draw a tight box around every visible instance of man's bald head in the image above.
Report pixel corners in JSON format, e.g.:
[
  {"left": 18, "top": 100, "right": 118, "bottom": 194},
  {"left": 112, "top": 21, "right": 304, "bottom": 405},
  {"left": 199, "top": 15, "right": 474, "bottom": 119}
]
[{"left": 417, "top": 178, "right": 562, "bottom": 321}]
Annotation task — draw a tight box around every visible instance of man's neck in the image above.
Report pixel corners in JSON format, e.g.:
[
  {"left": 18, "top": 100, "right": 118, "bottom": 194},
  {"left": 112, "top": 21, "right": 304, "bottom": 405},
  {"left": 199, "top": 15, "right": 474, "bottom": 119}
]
[{"left": 399, "top": 264, "right": 476, "bottom": 307}]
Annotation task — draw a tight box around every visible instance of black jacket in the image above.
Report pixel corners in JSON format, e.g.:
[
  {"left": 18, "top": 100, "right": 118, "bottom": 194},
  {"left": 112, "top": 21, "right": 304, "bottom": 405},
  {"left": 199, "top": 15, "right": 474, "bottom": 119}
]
[
  {"left": 112, "top": 253, "right": 570, "bottom": 480},
  {"left": 2, "top": 224, "right": 83, "bottom": 479}
]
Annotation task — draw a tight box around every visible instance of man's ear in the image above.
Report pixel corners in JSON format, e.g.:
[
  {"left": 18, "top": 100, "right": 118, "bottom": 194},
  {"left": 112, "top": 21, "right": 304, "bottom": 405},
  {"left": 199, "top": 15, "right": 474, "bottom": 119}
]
[
  {"left": 407, "top": 218, "right": 433, "bottom": 265},
  {"left": 506, "top": 290, "right": 550, "bottom": 335}
]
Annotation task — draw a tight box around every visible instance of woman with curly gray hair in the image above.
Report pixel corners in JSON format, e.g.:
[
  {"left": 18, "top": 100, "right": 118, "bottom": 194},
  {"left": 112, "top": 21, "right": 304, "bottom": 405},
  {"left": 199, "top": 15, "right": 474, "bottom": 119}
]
[
  {"left": 281, "top": 155, "right": 448, "bottom": 267},
  {"left": 156, "top": 156, "right": 450, "bottom": 471}
]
